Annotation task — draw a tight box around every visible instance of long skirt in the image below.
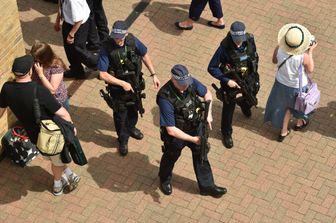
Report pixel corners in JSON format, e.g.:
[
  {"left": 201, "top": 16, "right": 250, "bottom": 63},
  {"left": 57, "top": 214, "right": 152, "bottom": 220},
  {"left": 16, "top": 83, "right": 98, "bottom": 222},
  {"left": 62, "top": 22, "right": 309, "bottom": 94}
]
[{"left": 264, "top": 79, "right": 308, "bottom": 129}]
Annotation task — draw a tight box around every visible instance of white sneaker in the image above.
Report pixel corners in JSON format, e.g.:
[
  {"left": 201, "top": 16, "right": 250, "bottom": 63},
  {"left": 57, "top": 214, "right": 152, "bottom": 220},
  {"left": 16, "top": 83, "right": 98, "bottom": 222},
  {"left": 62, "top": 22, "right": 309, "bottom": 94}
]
[
  {"left": 67, "top": 173, "right": 81, "bottom": 192},
  {"left": 53, "top": 175, "right": 69, "bottom": 196}
]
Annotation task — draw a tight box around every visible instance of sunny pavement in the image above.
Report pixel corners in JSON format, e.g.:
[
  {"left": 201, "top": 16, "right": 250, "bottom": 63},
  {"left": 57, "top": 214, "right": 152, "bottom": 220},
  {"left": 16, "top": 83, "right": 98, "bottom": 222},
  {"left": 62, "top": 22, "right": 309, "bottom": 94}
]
[{"left": 0, "top": 0, "right": 336, "bottom": 222}]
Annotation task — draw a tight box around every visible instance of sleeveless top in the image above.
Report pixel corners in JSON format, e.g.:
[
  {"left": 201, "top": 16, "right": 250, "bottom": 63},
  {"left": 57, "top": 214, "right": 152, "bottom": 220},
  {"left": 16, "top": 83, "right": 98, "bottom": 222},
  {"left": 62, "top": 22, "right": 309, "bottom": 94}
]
[{"left": 276, "top": 48, "right": 308, "bottom": 88}]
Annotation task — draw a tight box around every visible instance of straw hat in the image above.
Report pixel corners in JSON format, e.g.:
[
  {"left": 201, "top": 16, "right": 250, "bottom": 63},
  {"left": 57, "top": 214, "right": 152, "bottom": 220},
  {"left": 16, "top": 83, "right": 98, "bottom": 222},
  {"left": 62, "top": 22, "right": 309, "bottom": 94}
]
[{"left": 278, "top": 23, "right": 312, "bottom": 55}]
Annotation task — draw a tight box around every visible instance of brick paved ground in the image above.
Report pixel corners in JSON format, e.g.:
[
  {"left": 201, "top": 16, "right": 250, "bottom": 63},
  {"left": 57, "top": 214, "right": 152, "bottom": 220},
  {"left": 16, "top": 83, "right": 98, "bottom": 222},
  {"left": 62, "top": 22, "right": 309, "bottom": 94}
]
[{"left": 0, "top": 0, "right": 336, "bottom": 222}]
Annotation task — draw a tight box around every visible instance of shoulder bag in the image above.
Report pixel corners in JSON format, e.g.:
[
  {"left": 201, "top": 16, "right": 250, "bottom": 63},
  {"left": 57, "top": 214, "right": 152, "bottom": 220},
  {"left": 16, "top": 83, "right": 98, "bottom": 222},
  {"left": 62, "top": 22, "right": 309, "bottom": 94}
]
[
  {"left": 33, "top": 85, "right": 65, "bottom": 155},
  {"left": 294, "top": 61, "right": 321, "bottom": 115}
]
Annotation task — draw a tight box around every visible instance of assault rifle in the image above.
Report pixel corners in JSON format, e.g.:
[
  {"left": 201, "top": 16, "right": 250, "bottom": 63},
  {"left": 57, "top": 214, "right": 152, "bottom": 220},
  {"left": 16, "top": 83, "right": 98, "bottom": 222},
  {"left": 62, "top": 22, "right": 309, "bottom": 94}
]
[
  {"left": 214, "top": 68, "right": 257, "bottom": 106},
  {"left": 126, "top": 71, "right": 146, "bottom": 117},
  {"left": 100, "top": 88, "right": 114, "bottom": 109},
  {"left": 229, "top": 68, "right": 258, "bottom": 106},
  {"left": 199, "top": 100, "right": 211, "bottom": 165}
]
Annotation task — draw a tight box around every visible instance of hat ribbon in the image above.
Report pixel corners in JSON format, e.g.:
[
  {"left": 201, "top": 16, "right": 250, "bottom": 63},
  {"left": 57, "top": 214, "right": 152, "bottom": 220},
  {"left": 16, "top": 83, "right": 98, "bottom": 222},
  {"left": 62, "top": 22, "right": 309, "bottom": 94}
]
[{"left": 285, "top": 26, "right": 304, "bottom": 49}]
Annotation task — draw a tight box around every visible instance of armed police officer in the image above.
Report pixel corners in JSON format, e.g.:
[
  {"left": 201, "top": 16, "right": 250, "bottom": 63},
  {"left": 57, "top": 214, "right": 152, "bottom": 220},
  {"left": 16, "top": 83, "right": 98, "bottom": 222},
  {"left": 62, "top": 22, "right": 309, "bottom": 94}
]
[
  {"left": 157, "top": 64, "right": 227, "bottom": 198},
  {"left": 98, "top": 21, "right": 160, "bottom": 156},
  {"left": 208, "top": 21, "right": 259, "bottom": 149}
]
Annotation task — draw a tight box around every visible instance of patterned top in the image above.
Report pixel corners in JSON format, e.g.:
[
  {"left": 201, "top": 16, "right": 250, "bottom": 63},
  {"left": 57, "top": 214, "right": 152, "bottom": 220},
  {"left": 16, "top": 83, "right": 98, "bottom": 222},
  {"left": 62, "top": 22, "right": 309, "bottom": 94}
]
[{"left": 32, "top": 66, "right": 68, "bottom": 104}]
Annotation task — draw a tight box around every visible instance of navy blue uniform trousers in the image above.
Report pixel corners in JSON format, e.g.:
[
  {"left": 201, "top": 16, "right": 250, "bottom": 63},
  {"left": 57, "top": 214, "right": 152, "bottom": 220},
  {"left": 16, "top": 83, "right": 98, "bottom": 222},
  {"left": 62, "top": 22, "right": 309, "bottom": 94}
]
[
  {"left": 189, "top": 0, "right": 223, "bottom": 21},
  {"left": 220, "top": 85, "right": 252, "bottom": 135},
  {"left": 113, "top": 106, "right": 138, "bottom": 146},
  {"left": 159, "top": 136, "right": 215, "bottom": 189}
]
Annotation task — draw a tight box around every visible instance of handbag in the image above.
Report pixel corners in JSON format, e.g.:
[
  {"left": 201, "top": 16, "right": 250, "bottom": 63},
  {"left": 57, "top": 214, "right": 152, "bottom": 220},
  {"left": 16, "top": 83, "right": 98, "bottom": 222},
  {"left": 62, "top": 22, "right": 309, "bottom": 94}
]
[
  {"left": 33, "top": 85, "right": 65, "bottom": 155},
  {"left": 294, "top": 61, "right": 320, "bottom": 115},
  {"left": 1, "top": 126, "right": 39, "bottom": 167}
]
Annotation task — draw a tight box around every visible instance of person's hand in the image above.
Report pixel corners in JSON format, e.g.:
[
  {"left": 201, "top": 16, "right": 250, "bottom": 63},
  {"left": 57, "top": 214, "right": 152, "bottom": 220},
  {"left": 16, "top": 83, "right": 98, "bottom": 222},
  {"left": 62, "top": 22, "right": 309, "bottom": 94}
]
[
  {"left": 66, "top": 33, "right": 75, "bottom": 44},
  {"left": 309, "top": 42, "right": 318, "bottom": 52},
  {"left": 152, "top": 75, "right": 160, "bottom": 90},
  {"left": 122, "top": 81, "right": 134, "bottom": 92},
  {"left": 193, "top": 136, "right": 201, "bottom": 145},
  {"left": 54, "top": 21, "right": 61, "bottom": 32},
  {"left": 34, "top": 62, "right": 44, "bottom": 77},
  {"left": 227, "top": 80, "right": 240, "bottom": 89},
  {"left": 207, "top": 113, "right": 213, "bottom": 130}
]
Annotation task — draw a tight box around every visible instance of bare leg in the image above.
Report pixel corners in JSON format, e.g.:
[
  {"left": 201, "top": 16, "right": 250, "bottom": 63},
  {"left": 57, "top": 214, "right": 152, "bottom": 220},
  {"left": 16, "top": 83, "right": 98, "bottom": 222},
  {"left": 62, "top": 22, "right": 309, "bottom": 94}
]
[
  {"left": 281, "top": 109, "right": 291, "bottom": 136},
  {"left": 213, "top": 17, "right": 224, "bottom": 26},
  {"left": 295, "top": 118, "right": 304, "bottom": 127},
  {"left": 178, "top": 19, "right": 194, "bottom": 28},
  {"left": 51, "top": 164, "right": 66, "bottom": 181}
]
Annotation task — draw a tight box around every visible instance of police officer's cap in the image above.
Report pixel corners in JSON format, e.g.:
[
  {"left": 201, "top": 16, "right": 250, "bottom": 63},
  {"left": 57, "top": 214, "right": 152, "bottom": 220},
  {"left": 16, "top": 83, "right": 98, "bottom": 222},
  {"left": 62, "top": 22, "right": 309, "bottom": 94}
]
[
  {"left": 230, "top": 21, "right": 247, "bottom": 42},
  {"left": 171, "top": 64, "right": 193, "bottom": 87},
  {"left": 110, "top": 20, "right": 128, "bottom": 39}
]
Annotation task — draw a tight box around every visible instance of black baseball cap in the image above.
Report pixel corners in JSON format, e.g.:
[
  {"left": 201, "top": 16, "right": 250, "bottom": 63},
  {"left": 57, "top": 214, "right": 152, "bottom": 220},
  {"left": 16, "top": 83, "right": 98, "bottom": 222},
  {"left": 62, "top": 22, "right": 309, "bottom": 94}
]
[{"left": 12, "top": 55, "right": 34, "bottom": 76}]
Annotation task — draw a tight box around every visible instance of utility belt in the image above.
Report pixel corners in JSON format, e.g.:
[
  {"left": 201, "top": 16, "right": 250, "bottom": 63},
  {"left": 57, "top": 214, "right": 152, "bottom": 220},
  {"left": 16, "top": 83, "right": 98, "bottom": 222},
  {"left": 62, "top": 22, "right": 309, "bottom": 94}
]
[{"left": 160, "top": 121, "right": 199, "bottom": 143}]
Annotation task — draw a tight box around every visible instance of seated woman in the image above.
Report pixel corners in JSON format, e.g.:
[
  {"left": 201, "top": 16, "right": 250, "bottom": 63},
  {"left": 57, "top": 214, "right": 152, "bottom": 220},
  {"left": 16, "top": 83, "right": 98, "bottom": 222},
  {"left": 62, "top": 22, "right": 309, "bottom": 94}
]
[
  {"left": 264, "top": 23, "right": 318, "bottom": 142},
  {"left": 31, "top": 41, "right": 70, "bottom": 110}
]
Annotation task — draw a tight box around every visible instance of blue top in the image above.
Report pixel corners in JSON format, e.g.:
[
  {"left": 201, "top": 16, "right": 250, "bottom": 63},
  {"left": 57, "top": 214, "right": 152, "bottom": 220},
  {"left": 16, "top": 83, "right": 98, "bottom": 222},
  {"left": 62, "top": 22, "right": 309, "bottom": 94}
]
[
  {"left": 157, "top": 78, "right": 207, "bottom": 127},
  {"left": 97, "top": 36, "right": 148, "bottom": 72},
  {"left": 208, "top": 39, "right": 256, "bottom": 84}
]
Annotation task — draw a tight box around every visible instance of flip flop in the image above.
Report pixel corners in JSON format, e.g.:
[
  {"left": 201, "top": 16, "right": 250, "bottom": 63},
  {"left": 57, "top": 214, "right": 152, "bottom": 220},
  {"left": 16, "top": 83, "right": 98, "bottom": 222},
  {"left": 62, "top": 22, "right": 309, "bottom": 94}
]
[
  {"left": 277, "top": 129, "right": 291, "bottom": 142},
  {"left": 207, "top": 21, "right": 225, "bottom": 29},
  {"left": 293, "top": 119, "right": 310, "bottom": 131},
  {"left": 175, "top": 22, "right": 193, "bottom": 30}
]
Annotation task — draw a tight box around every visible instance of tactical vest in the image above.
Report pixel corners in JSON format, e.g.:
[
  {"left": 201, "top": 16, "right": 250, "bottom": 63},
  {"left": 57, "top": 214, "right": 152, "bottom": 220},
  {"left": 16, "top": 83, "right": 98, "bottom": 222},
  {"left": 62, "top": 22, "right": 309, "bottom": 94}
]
[
  {"left": 105, "top": 33, "right": 142, "bottom": 81},
  {"left": 220, "top": 33, "right": 260, "bottom": 96},
  {"left": 104, "top": 34, "right": 145, "bottom": 105},
  {"left": 220, "top": 33, "right": 258, "bottom": 73},
  {"left": 157, "top": 81, "right": 204, "bottom": 139}
]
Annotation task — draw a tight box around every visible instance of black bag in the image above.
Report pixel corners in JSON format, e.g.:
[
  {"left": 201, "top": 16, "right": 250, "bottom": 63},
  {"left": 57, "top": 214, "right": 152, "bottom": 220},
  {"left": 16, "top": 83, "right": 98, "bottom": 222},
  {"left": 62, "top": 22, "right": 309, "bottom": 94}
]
[{"left": 1, "top": 126, "right": 40, "bottom": 167}]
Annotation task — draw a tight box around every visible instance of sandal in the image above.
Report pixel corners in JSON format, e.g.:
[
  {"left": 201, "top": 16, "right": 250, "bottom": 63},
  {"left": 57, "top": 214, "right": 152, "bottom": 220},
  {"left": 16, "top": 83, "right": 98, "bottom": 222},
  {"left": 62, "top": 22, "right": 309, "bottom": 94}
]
[
  {"left": 175, "top": 22, "right": 193, "bottom": 30},
  {"left": 207, "top": 21, "right": 225, "bottom": 29},
  {"left": 277, "top": 129, "right": 291, "bottom": 142},
  {"left": 293, "top": 119, "right": 310, "bottom": 131}
]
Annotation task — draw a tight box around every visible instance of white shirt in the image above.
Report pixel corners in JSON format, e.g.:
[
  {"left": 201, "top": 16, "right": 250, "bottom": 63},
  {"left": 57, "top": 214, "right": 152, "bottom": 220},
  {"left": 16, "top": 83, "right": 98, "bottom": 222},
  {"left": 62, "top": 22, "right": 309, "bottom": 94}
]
[
  {"left": 62, "top": 0, "right": 90, "bottom": 25},
  {"left": 276, "top": 48, "right": 308, "bottom": 88}
]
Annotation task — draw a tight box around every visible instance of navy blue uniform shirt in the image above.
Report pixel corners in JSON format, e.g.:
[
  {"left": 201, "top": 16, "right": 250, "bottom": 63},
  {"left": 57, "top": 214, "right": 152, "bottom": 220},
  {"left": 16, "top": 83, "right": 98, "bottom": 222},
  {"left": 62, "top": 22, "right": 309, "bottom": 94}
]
[
  {"left": 158, "top": 78, "right": 207, "bottom": 127},
  {"left": 97, "top": 36, "right": 148, "bottom": 72}
]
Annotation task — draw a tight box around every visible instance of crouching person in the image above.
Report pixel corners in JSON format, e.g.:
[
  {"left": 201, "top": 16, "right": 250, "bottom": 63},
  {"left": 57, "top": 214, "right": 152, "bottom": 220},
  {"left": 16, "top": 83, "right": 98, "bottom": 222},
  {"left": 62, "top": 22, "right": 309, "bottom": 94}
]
[{"left": 0, "top": 55, "right": 80, "bottom": 196}]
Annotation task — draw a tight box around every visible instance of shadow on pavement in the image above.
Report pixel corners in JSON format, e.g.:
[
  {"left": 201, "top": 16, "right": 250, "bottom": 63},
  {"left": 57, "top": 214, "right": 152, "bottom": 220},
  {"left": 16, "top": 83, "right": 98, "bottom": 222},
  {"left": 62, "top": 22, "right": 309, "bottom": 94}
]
[
  {"left": 69, "top": 105, "right": 118, "bottom": 148},
  {"left": 17, "top": 0, "right": 63, "bottom": 47},
  {"left": 141, "top": 2, "right": 209, "bottom": 36},
  {"left": 211, "top": 100, "right": 279, "bottom": 141},
  {"left": 310, "top": 101, "right": 336, "bottom": 138},
  {"left": 87, "top": 151, "right": 199, "bottom": 203},
  {"left": 0, "top": 159, "right": 52, "bottom": 204}
]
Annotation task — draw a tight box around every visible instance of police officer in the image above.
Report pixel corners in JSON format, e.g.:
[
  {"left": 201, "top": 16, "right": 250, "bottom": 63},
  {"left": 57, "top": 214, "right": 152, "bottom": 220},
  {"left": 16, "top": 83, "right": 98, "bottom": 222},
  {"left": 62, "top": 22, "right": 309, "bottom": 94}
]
[
  {"left": 208, "top": 21, "right": 259, "bottom": 149},
  {"left": 157, "top": 64, "right": 227, "bottom": 198},
  {"left": 98, "top": 21, "right": 160, "bottom": 156}
]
